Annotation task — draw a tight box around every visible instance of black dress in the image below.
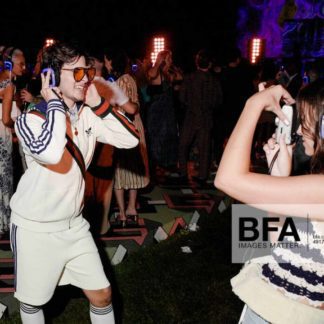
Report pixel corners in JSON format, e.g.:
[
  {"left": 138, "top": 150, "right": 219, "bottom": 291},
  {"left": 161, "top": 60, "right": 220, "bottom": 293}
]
[{"left": 146, "top": 79, "right": 178, "bottom": 168}]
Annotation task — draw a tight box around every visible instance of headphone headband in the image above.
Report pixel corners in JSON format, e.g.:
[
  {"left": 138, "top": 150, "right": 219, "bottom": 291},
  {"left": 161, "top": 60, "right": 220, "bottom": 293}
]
[{"left": 319, "top": 114, "right": 324, "bottom": 140}]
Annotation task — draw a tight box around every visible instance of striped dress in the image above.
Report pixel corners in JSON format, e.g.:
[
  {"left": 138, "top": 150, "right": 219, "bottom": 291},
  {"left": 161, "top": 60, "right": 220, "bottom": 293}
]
[
  {"left": 0, "top": 79, "right": 14, "bottom": 233},
  {"left": 114, "top": 74, "right": 149, "bottom": 190},
  {"left": 262, "top": 219, "right": 324, "bottom": 308}
]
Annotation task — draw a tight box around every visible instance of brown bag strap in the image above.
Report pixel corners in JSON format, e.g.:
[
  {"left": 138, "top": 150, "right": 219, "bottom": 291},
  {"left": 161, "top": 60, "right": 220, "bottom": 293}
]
[{"left": 28, "top": 110, "right": 86, "bottom": 180}]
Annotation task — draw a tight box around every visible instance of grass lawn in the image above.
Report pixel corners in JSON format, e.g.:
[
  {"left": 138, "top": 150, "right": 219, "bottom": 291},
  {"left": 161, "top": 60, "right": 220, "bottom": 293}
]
[{"left": 2, "top": 207, "right": 243, "bottom": 324}]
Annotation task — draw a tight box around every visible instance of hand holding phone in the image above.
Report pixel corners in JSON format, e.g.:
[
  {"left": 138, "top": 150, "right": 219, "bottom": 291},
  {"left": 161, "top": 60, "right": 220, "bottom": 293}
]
[{"left": 275, "top": 105, "right": 294, "bottom": 144}]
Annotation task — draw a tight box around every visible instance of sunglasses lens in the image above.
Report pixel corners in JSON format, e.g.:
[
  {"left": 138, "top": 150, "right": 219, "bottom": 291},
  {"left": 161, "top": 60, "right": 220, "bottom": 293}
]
[
  {"left": 73, "top": 67, "right": 96, "bottom": 82},
  {"left": 87, "top": 67, "right": 96, "bottom": 81},
  {"left": 74, "top": 68, "right": 85, "bottom": 82}
]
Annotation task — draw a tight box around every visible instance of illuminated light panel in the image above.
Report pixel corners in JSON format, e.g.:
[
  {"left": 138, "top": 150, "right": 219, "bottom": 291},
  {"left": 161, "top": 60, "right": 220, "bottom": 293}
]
[
  {"left": 151, "top": 37, "right": 165, "bottom": 65},
  {"left": 45, "top": 38, "right": 55, "bottom": 48},
  {"left": 249, "top": 37, "right": 264, "bottom": 64}
]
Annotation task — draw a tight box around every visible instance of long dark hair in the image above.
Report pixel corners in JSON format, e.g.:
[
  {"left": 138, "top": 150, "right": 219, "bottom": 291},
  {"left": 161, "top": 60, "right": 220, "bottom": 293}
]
[
  {"left": 103, "top": 48, "right": 129, "bottom": 79},
  {"left": 297, "top": 79, "right": 324, "bottom": 174}
]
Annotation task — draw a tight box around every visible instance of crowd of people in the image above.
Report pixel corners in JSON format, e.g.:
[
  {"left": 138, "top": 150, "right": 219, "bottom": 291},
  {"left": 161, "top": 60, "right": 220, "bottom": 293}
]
[{"left": 0, "top": 39, "right": 323, "bottom": 323}]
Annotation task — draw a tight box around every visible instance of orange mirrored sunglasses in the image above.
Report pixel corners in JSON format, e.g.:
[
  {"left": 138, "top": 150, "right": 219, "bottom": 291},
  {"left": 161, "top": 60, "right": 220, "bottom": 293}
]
[{"left": 61, "top": 67, "right": 96, "bottom": 82}]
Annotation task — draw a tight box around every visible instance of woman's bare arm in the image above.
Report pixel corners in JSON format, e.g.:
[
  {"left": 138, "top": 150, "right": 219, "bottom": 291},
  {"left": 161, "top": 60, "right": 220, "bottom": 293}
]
[
  {"left": 2, "top": 84, "right": 15, "bottom": 128},
  {"left": 214, "top": 85, "right": 324, "bottom": 220}
]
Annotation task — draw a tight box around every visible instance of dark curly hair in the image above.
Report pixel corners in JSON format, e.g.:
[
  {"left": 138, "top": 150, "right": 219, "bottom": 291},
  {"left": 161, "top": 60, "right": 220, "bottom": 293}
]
[{"left": 41, "top": 41, "right": 91, "bottom": 85}]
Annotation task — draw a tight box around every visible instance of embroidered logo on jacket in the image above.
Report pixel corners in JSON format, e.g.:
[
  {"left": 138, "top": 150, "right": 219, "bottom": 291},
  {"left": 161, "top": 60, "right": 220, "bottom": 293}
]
[{"left": 85, "top": 127, "right": 93, "bottom": 137}]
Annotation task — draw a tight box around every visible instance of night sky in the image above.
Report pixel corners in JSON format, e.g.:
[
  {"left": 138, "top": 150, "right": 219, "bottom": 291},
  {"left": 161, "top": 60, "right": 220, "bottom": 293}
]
[{"left": 0, "top": 0, "right": 242, "bottom": 68}]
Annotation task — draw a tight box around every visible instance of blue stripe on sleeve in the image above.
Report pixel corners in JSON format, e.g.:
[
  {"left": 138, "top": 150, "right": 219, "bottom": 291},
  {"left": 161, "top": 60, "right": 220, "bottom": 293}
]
[{"left": 16, "top": 108, "right": 63, "bottom": 154}]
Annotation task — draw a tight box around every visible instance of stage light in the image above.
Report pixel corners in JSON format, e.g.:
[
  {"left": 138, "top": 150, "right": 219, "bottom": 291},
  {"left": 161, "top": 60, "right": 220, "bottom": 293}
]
[
  {"left": 248, "top": 37, "right": 265, "bottom": 64},
  {"left": 45, "top": 38, "right": 55, "bottom": 48},
  {"left": 151, "top": 36, "right": 165, "bottom": 65}
]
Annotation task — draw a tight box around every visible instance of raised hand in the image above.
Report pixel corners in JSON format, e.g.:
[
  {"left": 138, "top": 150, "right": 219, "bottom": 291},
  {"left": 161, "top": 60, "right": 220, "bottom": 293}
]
[
  {"left": 263, "top": 134, "right": 293, "bottom": 177},
  {"left": 105, "top": 81, "right": 129, "bottom": 106},
  {"left": 251, "top": 84, "right": 295, "bottom": 125},
  {"left": 40, "top": 70, "right": 61, "bottom": 102},
  {"left": 85, "top": 83, "right": 101, "bottom": 107},
  {"left": 20, "top": 89, "right": 34, "bottom": 103}
]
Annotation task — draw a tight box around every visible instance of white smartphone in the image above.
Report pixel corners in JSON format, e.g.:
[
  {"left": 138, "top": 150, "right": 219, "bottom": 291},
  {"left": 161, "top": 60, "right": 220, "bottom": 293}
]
[{"left": 275, "top": 105, "right": 294, "bottom": 144}]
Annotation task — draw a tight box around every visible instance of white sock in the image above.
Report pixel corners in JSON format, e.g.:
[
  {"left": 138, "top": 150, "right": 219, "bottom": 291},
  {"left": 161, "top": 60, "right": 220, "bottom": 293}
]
[
  {"left": 90, "top": 303, "right": 115, "bottom": 324},
  {"left": 20, "top": 303, "right": 45, "bottom": 324}
]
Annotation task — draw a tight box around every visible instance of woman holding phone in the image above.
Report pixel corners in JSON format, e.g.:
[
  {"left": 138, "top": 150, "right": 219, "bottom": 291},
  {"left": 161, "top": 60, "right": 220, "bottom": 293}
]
[{"left": 215, "top": 81, "right": 324, "bottom": 323}]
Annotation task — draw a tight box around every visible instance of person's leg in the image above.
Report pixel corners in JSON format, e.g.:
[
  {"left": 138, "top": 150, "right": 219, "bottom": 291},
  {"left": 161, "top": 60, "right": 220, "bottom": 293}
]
[
  {"left": 20, "top": 303, "right": 45, "bottom": 324},
  {"left": 114, "top": 188, "right": 126, "bottom": 224},
  {"left": 197, "top": 128, "right": 211, "bottom": 180},
  {"left": 58, "top": 222, "right": 112, "bottom": 323},
  {"left": 178, "top": 117, "right": 196, "bottom": 177},
  {"left": 98, "top": 179, "right": 114, "bottom": 235},
  {"left": 84, "top": 287, "right": 115, "bottom": 324},
  {"left": 126, "top": 189, "right": 137, "bottom": 218},
  {"left": 10, "top": 223, "right": 68, "bottom": 324}
]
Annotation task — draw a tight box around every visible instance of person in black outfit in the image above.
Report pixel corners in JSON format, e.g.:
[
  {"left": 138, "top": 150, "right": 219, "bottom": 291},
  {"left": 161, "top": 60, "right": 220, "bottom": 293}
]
[{"left": 178, "top": 49, "right": 222, "bottom": 182}]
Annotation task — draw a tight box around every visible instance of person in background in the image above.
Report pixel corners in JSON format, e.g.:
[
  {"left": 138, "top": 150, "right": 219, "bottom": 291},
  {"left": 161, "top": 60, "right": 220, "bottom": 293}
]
[
  {"left": 131, "top": 55, "right": 152, "bottom": 127},
  {"left": 220, "top": 47, "right": 254, "bottom": 141},
  {"left": 105, "top": 48, "right": 149, "bottom": 226},
  {"left": 178, "top": 49, "right": 222, "bottom": 184},
  {"left": 84, "top": 50, "right": 115, "bottom": 235},
  {"left": 276, "top": 57, "right": 303, "bottom": 99},
  {"left": 0, "top": 47, "right": 25, "bottom": 237},
  {"left": 146, "top": 50, "right": 183, "bottom": 177},
  {"left": 0, "top": 46, "right": 6, "bottom": 71}
]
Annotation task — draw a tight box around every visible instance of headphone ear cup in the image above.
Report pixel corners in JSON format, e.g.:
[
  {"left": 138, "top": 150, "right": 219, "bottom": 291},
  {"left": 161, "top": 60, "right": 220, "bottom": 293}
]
[
  {"left": 3, "top": 47, "right": 16, "bottom": 71},
  {"left": 4, "top": 60, "right": 13, "bottom": 71},
  {"left": 319, "top": 115, "right": 324, "bottom": 140}
]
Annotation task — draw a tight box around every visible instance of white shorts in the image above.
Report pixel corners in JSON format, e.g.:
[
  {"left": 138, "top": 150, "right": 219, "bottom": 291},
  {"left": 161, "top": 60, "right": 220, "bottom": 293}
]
[{"left": 10, "top": 219, "right": 110, "bottom": 306}]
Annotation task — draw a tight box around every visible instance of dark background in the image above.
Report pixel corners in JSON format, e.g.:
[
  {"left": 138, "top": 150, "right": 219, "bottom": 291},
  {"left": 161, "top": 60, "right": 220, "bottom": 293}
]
[{"left": 0, "top": 0, "right": 242, "bottom": 69}]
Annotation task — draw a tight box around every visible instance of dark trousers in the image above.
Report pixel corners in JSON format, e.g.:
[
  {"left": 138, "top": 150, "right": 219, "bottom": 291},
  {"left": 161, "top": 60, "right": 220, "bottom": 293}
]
[{"left": 178, "top": 118, "right": 211, "bottom": 179}]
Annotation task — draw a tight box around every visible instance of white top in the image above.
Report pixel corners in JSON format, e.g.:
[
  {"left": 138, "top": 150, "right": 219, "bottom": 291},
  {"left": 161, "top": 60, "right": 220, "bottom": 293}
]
[{"left": 10, "top": 99, "right": 139, "bottom": 232}]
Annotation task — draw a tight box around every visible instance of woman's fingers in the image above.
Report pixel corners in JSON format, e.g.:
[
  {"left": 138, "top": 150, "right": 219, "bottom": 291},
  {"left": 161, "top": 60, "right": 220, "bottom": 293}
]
[
  {"left": 263, "top": 143, "right": 270, "bottom": 155},
  {"left": 281, "top": 87, "right": 295, "bottom": 105},
  {"left": 40, "top": 72, "right": 45, "bottom": 87},
  {"left": 278, "top": 134, "right": 293, "bottom": 155},
  {"left": 276, "top": 108, "right": 291, "bottom": 126},
  {"left": 278, "top": 134, "right": 293, "bottom": 158},
  {"left": 40, "top": 79, "right": 61, "bottom": 102},
  {"left": 263, "top": 137, "right": 278, "bottom": 154},
  {"left": 267, "top": 137, "right": 276, "bottom": 149},
  {"left": 258, "top": 82, "right": 266, "bottom": 92},
  {"left": 263, "top": 137, "right": 276, "bottom": 150}
]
